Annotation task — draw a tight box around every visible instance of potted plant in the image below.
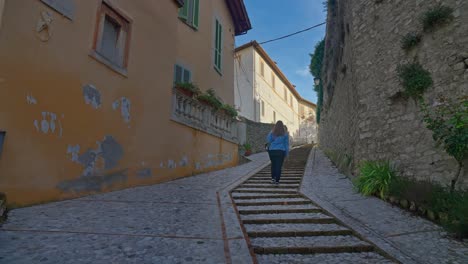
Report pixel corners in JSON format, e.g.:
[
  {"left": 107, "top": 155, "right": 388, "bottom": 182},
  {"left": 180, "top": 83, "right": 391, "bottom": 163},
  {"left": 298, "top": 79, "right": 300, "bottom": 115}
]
[
  {"left": 174, "top": 82, "right": 200, "bottom": 98},
  {"left": 220, "top": 104, "right": 238, "bottom": 118},
  {"left": 197, "top": 88, "right": 223, "bottom": 110},
  {"left": 243, "top": 143, "right": 252, "bottom": 156}
]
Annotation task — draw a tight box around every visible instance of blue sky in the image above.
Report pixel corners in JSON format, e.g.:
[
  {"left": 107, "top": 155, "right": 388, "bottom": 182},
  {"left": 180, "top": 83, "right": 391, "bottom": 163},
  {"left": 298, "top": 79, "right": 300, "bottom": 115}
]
[{"left": 236, "top": 0, "right": 326, "bottom": 103}]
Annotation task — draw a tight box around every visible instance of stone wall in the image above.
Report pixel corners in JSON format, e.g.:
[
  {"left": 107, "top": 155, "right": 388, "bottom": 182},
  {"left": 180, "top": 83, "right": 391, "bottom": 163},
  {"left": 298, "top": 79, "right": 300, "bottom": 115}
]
[
  {"left": 241, "top": 118, "right": 274, "bottom": 154},
  {"left": 319, "top": 0, "right": 468, "bottom": 188}
]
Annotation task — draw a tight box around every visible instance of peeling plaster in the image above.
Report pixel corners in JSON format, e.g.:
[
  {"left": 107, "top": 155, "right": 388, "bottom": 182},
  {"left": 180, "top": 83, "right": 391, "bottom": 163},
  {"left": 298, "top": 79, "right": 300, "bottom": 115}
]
[
  {"left": 82, "top": 84, "right": 101, "bottom": 109},
  {"left": 26, "top": 94, "right": 37, "bottom": 104},
  {"left": 67, "top": 144, "right": 80, "bottom": 162},
  {"left": 168, "top": 160, "right": 176, "bottom": 169},
  {"left": 35, "top": 111, "right": 61, "bottom": 137},
  {"left": 137, "top": 168, "right": 152, "bottom": 178},
  {"left": 179, "top": 156, "right": 189, "bottom": 167},
  {"left": 196, "top": 153, "right": 233, "bottom": 170},
  {"left": 112, "top": 97, "right": 131, "bottom": 123},
  {"left": 57, "top": 169, "right": 128, "bottom": 193},
  {"left": 68, "top": 136, "right": 123, "bottom": 177}
]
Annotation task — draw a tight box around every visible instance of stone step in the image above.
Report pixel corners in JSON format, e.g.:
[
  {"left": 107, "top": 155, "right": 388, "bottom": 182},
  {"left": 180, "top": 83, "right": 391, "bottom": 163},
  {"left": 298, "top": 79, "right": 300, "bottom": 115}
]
[
  {"left": 232, "top": 194, "right": 302, "bottom": 200},
  {"left": 249, "top": 177, "right": 302, "bottom": 181},
  {"left": 256, "top": 252, "right": 394, "bottom": 264},
  {"left": 251, "top": 236, "right": 373, "bottom": 254},
  {"left": 233, "top": 198, "right": 308, "bottom": 204},
  {"left": 237, "top": 185, "right": 299, "bottom": 189},
  {"left": 236, "top": 204, "right": 320, "bottom": 212},
  {"left": 238, "top": 208, "right": 323, "bottom": 215},
  {"left": 234, "top": 188, "right": 299, "bottom": 193},
  {"left": 244, "top": 223, "right": 349, "bottom": 234},
  {"left": 245, "top": 181, "right": 301, "bottom": 185},
  {"left": 242, "top": 217, "right": 336, "bottom": 225},
  {"left": 236, "top": 200, "right": 312, "bottom": 207},
  {"left": 248, "top": 229, "right": 353, "bottom": 238},
  {"left": 231, "top": 190, "right": 298, "bottom": 194},
  {"left": 241, "top": 212, "right": 332, "bottom": 221}
]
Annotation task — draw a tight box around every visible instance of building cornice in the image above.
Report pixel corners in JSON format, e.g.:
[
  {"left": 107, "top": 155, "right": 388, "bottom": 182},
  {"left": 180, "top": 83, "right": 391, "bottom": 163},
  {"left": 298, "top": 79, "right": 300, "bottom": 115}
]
[{"left": 225, "top": 0, "right": 252, "bottom": 36}]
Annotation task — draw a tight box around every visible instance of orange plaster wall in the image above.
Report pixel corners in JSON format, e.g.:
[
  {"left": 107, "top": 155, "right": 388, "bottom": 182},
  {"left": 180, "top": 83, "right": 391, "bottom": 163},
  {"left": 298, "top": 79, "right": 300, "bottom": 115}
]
[{"left": 0, "top": 0, "right": 239, "bottom": 206}]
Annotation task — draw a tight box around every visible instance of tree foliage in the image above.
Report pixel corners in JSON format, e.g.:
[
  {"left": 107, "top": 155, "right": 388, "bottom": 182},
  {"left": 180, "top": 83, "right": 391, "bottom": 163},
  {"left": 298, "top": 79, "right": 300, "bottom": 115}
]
[{"left": 309, "top": 39, "right": 325, "bottom": 123}]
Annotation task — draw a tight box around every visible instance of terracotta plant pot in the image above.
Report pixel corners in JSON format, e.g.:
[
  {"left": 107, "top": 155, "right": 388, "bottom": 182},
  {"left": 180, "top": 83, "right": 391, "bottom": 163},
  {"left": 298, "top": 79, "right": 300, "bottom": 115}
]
[
  {"left": 244, "top": 150, "right": 252, "bottom": 156},
  {"left": 176, "top": 86, "right": 195, "bottom": 98}
]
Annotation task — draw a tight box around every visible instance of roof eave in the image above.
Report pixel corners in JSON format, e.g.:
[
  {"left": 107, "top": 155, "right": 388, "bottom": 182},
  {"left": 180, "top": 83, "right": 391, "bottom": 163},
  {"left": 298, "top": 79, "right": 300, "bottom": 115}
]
[{"left": 225, "top": 0, "right": 252, "bottom": 36}]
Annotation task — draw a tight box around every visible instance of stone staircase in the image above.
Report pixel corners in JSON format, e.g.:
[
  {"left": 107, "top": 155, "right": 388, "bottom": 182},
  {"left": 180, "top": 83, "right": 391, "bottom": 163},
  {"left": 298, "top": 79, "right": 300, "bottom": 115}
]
[{"left": 231, "top": 147, "right": 397, "bottom": 264}]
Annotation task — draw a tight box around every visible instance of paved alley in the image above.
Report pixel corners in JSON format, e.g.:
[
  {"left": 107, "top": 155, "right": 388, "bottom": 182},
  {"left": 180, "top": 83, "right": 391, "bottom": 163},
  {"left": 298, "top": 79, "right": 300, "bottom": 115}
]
[{"left": 2, "top": 147, "right": 468, "bottom": 264}]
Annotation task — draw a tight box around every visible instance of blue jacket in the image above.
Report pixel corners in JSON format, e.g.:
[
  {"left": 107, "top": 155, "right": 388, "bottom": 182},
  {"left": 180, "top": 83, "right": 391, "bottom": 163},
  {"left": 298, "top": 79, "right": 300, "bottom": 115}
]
[{"left": 267, "top": 132, "right": 289, "bottom": 156}]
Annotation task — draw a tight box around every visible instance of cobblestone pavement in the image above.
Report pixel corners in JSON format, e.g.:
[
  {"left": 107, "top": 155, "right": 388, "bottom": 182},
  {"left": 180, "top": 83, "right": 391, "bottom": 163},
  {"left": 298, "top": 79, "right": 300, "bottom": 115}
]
[
  {"left": 301, "top": 148, "right": 468, "bottom": 264},
  {"left": 231, "top": 146, "right": 396, "bottom": 264},
  {"left": 0, "top": 152, "right": 270, "bottom": 264}
]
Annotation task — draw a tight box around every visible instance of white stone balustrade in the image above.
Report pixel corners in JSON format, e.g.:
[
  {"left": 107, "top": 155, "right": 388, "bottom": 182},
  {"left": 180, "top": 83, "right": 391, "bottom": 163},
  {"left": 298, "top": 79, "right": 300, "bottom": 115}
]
[{"left": 171, "top": 89, "right": 238, "bottom": 144}]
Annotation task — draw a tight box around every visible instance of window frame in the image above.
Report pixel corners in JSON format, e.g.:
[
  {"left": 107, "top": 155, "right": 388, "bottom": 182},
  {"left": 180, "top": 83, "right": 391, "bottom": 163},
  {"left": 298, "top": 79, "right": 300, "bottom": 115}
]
[
  {"left": 174, "top": 64, "right": 192, "bottom": 85},
  {"left": 271, "top": 72, "right": 275, "bottom": 89},
  {"left": 213, "top": 18, "right": 223, "bottom": 74},
  {"left": 260, "top": 60, "right": 265, "bottom": 77},
  {"left": 90, "top": 0, "right": 132, "bottom": 76},
  {"left": 178, "top": 0, "right": 200, "bottom": 29}
]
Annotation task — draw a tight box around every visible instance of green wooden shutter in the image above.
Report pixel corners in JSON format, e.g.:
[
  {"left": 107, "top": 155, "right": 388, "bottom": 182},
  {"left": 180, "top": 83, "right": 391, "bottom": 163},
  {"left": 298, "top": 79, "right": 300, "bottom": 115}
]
[
  {"left": 174, "top": 64, "right": 183, "bottom": 84},
  {"left": 218, "top": 22, "right": 222, "bottom": 70},
  {"left": 214, "top": 20, "right": 219, "bottom": 68},
  {"left": 192, "top": 0, "right": 200, "bottom": 29},
  {"left": 214, "top": 19, "right": 222, "bottom": 72},
  {"left": 178, "top": 2, "right": 188, "bottom": 20},
  {"left": 183, "top": 68, "right": 191, "bottom": 83}
]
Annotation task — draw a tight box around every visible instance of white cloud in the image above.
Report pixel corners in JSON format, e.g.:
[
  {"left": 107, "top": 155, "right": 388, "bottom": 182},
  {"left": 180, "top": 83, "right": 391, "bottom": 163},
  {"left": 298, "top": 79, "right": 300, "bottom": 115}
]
[{"left": 295, "top": 67, "right": 310, "bottom": 77}]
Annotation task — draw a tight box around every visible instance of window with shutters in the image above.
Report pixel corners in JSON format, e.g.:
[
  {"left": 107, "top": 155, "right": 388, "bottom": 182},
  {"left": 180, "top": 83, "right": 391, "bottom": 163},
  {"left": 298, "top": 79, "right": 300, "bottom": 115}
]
[
  {"left": 91, "top": 1, "right": 131, "bottom": 76},
  {"left": 214, "top": 19, "right": 223, "bottom": 73},
  {"left": 178, "top": 0, "right": 200, "bottom": 29},
  {"left": 174, "top": 64, "right": 192, "bottom": 84},
  {"left": 260, "top": 60, "right": 265, "bottom": 77},
  {"left": 271, "top": 73, "right": 275, "bottom": 89},
  {"left": 261, "top": 100, "right": 265, "bottom": 116}
]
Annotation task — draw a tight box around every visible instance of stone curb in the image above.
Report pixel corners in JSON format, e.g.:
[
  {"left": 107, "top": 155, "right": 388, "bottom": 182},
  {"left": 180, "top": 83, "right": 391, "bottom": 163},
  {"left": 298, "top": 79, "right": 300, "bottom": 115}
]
[{"left": 300, "top": 148, "right": 421, "bottom": 264}]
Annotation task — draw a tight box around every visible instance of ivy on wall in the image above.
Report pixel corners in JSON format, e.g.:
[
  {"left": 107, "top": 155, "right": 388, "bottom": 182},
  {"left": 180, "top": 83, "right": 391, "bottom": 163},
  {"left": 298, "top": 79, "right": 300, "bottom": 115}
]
[{"left": 309, "top": 39, "right": 325, "bottom": 123}]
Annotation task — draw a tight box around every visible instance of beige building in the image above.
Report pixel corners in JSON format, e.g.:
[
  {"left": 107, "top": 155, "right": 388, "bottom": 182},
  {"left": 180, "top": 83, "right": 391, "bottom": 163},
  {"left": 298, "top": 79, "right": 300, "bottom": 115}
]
[
  {"left": 0, "top": 0, "right": 251, "bottom": 206},
  {"left": 234, "top": 41, "right": 317, "bottom": 145}
]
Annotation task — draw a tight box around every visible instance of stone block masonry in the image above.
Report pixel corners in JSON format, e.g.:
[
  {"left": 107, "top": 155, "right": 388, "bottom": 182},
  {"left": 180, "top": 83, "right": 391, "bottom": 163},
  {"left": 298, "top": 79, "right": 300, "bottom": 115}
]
[
  {"left": 319, "top": 0, "right": 468, "bottom": 188},
  {"left": 241, "top": 117, "right": 274, "bottom": 154}
]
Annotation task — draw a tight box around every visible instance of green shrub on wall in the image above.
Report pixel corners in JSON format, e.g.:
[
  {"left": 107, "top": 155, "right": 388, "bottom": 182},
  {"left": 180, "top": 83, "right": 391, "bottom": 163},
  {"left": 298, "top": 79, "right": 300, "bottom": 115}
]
[
  {"left": 401, "top": 32, "right": 422, "bottom": 51},
  {"left": 397, "top": 63, "right": 433, "bottom": 100},
  {"left": 354, "top": 160, "right": 396, "bottom": 199},
  {"left": 421, "top": 97, "right": 468, "bottom": 191},
  {"left": 421, "top": 5, "right": 454, "bottom": 32}
]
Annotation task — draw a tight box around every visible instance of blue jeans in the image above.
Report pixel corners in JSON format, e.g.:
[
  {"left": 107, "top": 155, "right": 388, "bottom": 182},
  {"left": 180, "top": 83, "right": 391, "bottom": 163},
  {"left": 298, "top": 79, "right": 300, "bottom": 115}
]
[{"left": 268, "top": 150, "right": 286, "bottom": 182}]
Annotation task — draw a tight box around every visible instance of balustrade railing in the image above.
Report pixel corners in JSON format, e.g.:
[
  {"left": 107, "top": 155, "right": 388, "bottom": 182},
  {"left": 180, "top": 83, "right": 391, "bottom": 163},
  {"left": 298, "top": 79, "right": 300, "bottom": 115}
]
[{"left": 171, "top": 89, "right": 238, "bottom": 143}]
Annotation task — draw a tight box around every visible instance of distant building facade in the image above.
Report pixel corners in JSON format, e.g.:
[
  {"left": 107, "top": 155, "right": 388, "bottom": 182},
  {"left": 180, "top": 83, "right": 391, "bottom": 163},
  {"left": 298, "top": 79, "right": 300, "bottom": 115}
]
[
  {"left": 234, "top": 41, "right": 317, "bottom": 145},
  {"left": 0, "top": 0, "right": 251, "bottom": 206}
]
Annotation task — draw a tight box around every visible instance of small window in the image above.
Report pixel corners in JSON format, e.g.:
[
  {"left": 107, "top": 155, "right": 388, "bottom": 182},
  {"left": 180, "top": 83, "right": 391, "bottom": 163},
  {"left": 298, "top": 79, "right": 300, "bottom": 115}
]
[
  {"left": 174, "top": 64, "right": 191, "bottom": 84},
  {"left": 273, "top": 111, "right": 276, "bottom": 122},
  {"left": 260, "top": 60, "right": 265, "bottom": 77},
  {"left": 214, "top": 19, "right": 223, "bottom": 73},
  {"left": 92, "top": 2, "right": 131, "bottom": 71},
  {"left": 283, "top": 87, "right": 287, "bottom": 100},
  {"left": 271, "top": 73, "right": 275, "bottom": 89},
  {"left": 178, "top": 0, "right": 200, "bottom": 29},
  {"left": 261, "top": 100, "right": 265, "bottom": 116},
  {"left": 290, "top": 95, "right": 293, "bottom": 106}
]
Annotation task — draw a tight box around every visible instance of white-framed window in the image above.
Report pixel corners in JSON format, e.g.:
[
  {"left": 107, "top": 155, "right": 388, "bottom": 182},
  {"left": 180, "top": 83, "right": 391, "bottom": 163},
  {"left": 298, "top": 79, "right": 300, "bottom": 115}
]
[{"left": 178, "top": 0, "right": 200, "bottom": 29}]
